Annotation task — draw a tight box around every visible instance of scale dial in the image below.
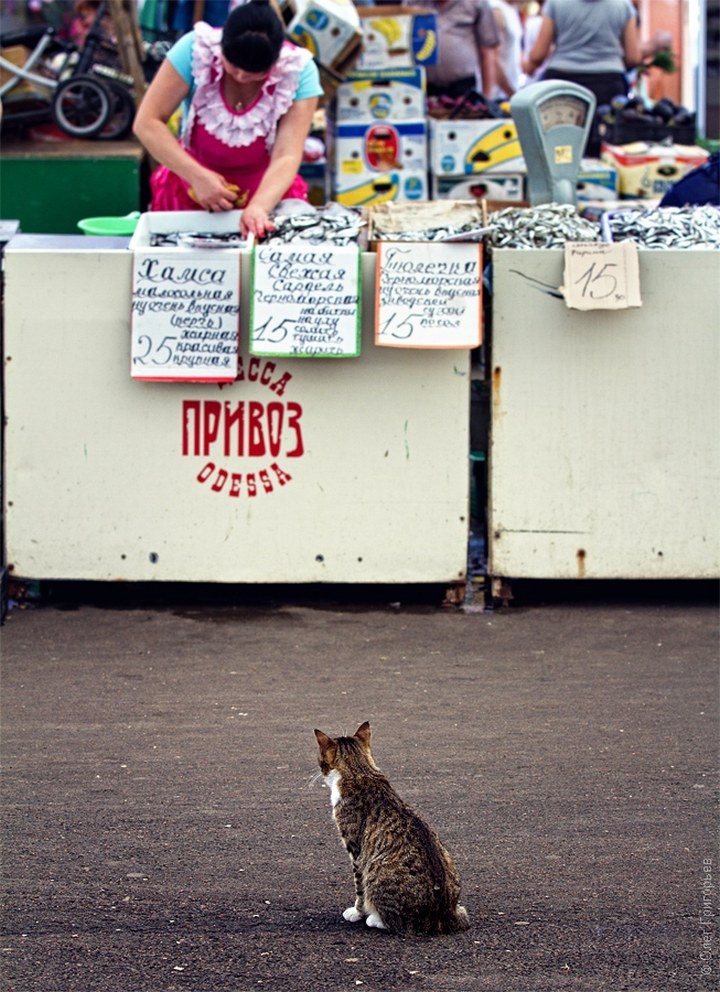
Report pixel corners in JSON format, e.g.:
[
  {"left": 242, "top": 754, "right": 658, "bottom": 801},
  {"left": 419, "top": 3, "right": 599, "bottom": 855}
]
[{"left": 537, "top": 95, "right": 590, "bottom": 131}]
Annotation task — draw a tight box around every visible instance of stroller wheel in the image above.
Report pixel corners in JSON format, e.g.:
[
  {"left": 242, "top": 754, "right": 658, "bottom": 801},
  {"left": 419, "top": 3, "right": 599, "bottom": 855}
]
[
  {"left": 97, "top": 79, "right": 135, "bottom": 141},
  {"left": 52, "top": 74, "right": 112, "bottom": 138}
]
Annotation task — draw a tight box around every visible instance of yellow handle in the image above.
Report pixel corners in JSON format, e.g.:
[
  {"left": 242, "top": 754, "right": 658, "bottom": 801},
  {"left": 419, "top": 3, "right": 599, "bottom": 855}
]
[{"left": 188, "top": 183, "right": 247, "bottom": 208}]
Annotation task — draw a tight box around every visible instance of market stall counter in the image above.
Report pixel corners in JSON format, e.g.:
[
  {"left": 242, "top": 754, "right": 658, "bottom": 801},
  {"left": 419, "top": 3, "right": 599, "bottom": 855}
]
[
  {"left": 1, "top": 229, "right": 472, "bottom": 587},
  {"left": 489, "top": 245, "right": 720, "bottom": 585}
]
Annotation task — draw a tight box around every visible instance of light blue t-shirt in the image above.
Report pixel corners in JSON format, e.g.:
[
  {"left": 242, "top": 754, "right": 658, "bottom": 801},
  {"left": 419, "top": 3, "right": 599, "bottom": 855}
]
[
  {"left": 544, "top": 0, "right": 636, "bottom": 74},
  {"left": 167, "top": 30, "right": 323, "bottom": 101}
]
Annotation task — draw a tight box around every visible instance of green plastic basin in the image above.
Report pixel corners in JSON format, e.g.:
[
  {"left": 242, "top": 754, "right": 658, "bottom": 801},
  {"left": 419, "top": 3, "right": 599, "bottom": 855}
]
[{"left": 77, "top": 211, "right": 141, "bottom": 236}]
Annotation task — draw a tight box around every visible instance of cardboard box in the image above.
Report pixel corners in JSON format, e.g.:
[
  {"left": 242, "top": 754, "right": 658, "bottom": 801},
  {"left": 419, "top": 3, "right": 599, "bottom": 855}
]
[
  {"left": 332, "top": 170, "right": 428, "bottom": 207},
  {"left": 286, "top": 0, "right": 363, "bottom": 76},
  {"left": 429, "top": 119, "right": 524, "bottom": 175},
  {"left": 356, "top": 6, "right": 437, "bottom": 70},
  {"left": 365, "top": 199, "right": 483, "bottom": 242},
  {"left": 367, "top": 199, "right": 484, "bottom": 243},
  {"left": 334, "top": 67, "right": 425, "bottom": 123},
  {"left": 601, "top": 141, "right": 709, "bottom": 199},
  {"left": 331, "top": 119, "right": 428, "bottom": 174},
  {"left": 0, "top": 45, "right": 54, "bottom": 103},
  {"left": 576, "top": 160, "right": 618, "bottom": 202},
  {"left": 431, "top": 173, "right": 525, "bottom": 203},
  {"left": 329, "top": 120, "right": 428, "bottom": 206}
]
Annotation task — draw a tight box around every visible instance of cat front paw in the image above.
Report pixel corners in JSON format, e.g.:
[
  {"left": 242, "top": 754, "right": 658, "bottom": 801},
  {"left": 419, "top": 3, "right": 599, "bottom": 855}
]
[
  {"left": 365, "top": 912, "right": 387, "bottom": 930},
  {"left": 342, "top": 906, "right": 364, "bottom": 923}
]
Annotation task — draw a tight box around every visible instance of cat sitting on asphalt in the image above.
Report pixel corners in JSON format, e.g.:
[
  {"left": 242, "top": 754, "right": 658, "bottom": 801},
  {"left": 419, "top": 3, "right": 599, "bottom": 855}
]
[{"left": 314, "top": 721, "right": 469, "bottom": 935}]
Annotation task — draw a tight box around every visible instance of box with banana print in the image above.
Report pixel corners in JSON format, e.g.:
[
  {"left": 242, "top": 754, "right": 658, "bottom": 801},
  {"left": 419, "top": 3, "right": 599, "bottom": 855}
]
[
  {"left": 429, "top": 119, "right": 526, "bottom": 175},
  {"left": 285, "top": 0, "right": 363, "bottom": 70},
  {"left": 329, "top": 120, "right": 429, "bottom": 207},
  {"left": 356, "top": 6, "right": 438, "bottom": 70},
  {"left": 430, "top": 173, "right": 526, "bottom": 203},
  {"left": 335, "top": 67, "right": 426, "bottom": 123}
]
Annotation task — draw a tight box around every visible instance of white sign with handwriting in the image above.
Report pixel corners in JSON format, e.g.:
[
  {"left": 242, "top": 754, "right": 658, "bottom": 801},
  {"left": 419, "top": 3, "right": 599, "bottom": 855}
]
[
  {"left": 250, "top": 244, "right": 361, "bottom": 358},
  {"left": 375, "top": 242, "right": 483, "bottom": 349},
  {"left": 562, "top": 241, "right": 642, "bottom": 311},
  {"left": 131, "top": 250, "right": 241, "bottom": 382}
]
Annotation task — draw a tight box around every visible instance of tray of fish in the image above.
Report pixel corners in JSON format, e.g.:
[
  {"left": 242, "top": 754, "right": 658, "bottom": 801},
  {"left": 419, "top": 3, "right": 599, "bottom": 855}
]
[
  {"left": 600, "top": 204, "right": 720, "bottom": 249},
  {"left": 128, "top": 209, "right": 252, "bottom": 251},
  {"left": 149, "top": 231, "right": 248, "bottom": 248},
  {"left": 368, "top": 200, "right": 485, "bottom": 244},
  {"left": 262, "top": 200, "right": 364, "bottom": 246},
  {"left": 485, "top": 203, "right": 602, "bottom": 249}
]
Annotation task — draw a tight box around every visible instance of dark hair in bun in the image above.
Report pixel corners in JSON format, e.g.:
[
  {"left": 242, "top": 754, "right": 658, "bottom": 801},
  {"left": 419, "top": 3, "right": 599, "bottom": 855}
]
[{"left": 221, "top": 1, "right": 284, "bottom": 73}]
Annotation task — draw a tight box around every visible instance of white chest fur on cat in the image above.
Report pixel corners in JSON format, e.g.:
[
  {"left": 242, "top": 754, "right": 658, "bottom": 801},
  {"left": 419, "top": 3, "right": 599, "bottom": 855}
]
[{"left": 323, "top": 768, "right": 342, "bottom": 808}]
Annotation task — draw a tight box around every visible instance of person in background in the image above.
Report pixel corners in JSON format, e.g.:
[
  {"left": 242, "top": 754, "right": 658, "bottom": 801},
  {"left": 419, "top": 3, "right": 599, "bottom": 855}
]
[
  {"left": 68, "top": 0, "right": 109, "bottom": 48},
  {"left": 408, "top": 0, "right": 501, "bottom": 99},
  {"left": 660, "top": 153, "right": 720, "bottom": 208},
  {"left": 519, "top": 0, "right": 549, "bottom": 85},
  {"left": 522, "top": 0, "right": 640, "bottom": 156},
  {"left": 133, "top": 0, "right": 322, "bottom": 239},
  {"left": 488, "top": 0, "right": 524, "bottom": 98}
]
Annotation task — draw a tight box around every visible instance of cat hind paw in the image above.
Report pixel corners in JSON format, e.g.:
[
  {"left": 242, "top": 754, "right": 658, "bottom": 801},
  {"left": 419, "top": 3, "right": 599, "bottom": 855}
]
[
  {"left": 342, "top": 906, "right": 364, "bottom": 923},
  {"left": 365, "top": 912, "right": 387, "bottom": 930}
]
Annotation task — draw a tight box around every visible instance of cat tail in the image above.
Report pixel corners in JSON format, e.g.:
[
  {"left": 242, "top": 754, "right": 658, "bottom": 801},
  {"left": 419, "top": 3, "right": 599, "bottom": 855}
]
[{"left": 440, "top": 903, "right": 470, "bottom": 933}]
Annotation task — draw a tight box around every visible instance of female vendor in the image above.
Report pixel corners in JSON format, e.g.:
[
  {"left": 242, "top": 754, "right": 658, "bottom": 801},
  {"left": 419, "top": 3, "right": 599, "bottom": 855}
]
[{"left": 133, "top": 0, "right": 323, "bottom": 239}]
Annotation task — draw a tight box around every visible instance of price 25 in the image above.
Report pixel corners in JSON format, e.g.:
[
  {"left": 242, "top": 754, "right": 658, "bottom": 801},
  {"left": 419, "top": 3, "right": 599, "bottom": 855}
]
[{"left": 133, "top": 334, "right": 177, "bottom": 365}]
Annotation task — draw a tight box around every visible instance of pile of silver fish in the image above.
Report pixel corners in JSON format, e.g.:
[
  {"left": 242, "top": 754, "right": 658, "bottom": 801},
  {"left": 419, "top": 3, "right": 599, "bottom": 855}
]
[
  {"left": 373, "top": 220, "right": 488, "bottom": 242},
  {"left": 603, "top": 205, "right": 720, "bottom": 249},
  {"left": 149, "top": 231, "right": 247, "bottom": 248},
  {"left": 146, "top": 201, "right": 363, "bottom": 248},
  {"left": 145, "top": 201, "right": 719, "bottom": 251},
  {"left": 485, "top": 203, "right": 602, "bottom": 249},
  {"left": 263, "top": 200, "right": 364, "bottom": 245}
]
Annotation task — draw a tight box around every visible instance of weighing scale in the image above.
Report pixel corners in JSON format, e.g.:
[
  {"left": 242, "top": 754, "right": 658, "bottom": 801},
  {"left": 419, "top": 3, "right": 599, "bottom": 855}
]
[{"left": 510, "top": 81, "right": 596, "bottom": 206}]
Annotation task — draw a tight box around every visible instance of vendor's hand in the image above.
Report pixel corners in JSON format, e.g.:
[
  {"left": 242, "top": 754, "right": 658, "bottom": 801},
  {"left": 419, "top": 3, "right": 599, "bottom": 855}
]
[
  {"left": 240, "top": 202, "right": 276, "bottom": 240},
  {"left": 190, "top": 170, "right": 238, "bottom": 212}
]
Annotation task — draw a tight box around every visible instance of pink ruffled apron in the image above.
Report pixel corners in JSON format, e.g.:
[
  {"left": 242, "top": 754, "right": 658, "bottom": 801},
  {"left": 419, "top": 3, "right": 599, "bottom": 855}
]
[{"left": 151, "top": 25, "right": 311, "bottom": 211}]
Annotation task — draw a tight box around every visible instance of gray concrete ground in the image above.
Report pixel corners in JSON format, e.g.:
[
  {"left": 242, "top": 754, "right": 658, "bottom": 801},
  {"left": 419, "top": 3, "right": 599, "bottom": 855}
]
[{"left": 1, "top": 589, "right": 718, "bottom": 992}]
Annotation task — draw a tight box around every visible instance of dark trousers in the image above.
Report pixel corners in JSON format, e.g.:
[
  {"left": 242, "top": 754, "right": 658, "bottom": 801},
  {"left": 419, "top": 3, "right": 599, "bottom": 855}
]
[{"left": 542, "top": 69, "right": 628, "bottom": 158}]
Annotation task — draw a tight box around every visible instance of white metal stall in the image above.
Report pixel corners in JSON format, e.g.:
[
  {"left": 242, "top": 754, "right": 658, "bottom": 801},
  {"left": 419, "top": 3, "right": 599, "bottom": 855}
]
[
  {"left": 2, "top": 237, "right": 471, "bottom": 586},
  {"left": 489, "top": 248, "right": 720, "bottom": 583}
]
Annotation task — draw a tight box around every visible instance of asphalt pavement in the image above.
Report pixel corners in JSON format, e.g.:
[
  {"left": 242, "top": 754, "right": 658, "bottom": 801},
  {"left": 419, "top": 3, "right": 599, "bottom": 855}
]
[{"left": 1, "top": 585, "right": 718, "bottom": 992}]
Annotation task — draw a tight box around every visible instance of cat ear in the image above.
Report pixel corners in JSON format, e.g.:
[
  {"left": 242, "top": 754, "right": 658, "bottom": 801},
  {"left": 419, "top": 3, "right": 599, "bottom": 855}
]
[
  {"left": 354, "top": 721, "right": 372, "bottom": 746},
  {"left": 314, "top": 729, "right": 333, "bottom": 749}
]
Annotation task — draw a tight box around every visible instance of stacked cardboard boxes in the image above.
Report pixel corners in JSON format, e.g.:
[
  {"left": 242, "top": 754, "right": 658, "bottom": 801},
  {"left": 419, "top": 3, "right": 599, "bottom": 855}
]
[
  {"left": 328, "top": 6, "right": 437, "bottom": 207},
  {"left": 428, "top": 117, "right": 526, "bottom": 203}
]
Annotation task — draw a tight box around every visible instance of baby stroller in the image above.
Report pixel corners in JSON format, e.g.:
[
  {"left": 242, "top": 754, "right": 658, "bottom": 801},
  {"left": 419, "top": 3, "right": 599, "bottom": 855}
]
[{"left": 0, "top": 1, "right": 135, "bottom": 140}]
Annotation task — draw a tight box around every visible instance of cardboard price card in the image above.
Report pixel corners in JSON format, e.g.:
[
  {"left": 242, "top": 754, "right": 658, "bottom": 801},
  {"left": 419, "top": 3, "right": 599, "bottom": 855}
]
[
  {"left": 131, "top": 249, "right": 241, "bottom": 382},
  {"left": 375, "top": 241, "right": 483, "bottom": 349},
  {"left": 562, "top": 241, "right": 642, "bottom": 311},
  {"left": 250, "top": 243, "right": 362, "bottom": 358}
]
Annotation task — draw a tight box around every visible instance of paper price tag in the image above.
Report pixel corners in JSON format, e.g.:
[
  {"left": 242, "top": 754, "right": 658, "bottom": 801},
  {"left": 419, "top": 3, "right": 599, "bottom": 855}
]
[
  {"left": 562, "top": 241, "right": 642, "bottom": 311},
  {"left": 250, "top": 243, "right": 361, "bottom": 358},
  {"left": 131, "top": 249, "right": 241, "bottom": 382},
  {"left": 375, "top": 241, "right": 483, "bottom": 349}
]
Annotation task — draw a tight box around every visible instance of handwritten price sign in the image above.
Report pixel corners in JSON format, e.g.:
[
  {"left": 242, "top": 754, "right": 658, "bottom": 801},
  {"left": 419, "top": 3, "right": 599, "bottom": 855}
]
[
  {"left": 375, "top": 241, "right": 482, "bottom": 349},
  {"left": 131, "top": 249, "right": 241, "bottom": 382},
  {"left": 250, "top": 244, "right": 361, "bottom": 358},
  {"left": 562, "top": 241, "right": 642, "bottom": 311}
]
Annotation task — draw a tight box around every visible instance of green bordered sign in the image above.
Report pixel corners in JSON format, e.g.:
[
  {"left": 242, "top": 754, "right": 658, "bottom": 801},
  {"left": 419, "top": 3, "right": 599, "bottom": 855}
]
[{"left": 250, "top": 243, "right": 362, "bottom": 358}]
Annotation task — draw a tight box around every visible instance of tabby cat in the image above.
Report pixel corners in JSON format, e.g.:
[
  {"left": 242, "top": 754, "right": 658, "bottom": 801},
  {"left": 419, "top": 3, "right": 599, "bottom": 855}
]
[{"left": 314, "top": 721, "right": 469, "bottom": 935}]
